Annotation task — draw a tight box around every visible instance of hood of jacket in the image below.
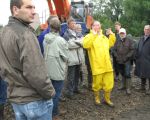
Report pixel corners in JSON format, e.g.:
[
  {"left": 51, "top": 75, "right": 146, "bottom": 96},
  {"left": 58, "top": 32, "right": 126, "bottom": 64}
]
[{"left": 44, "top": 32, "right": 59, "bottom": 44}]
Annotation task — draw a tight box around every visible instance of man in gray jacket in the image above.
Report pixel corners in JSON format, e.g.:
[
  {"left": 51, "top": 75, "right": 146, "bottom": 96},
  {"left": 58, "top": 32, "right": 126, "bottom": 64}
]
[
  {"left": 63, "top": 17, "right": 83, "bottom": 99},
  {"left": 43, "top": 17, "right": 69, "bottom": 120},
  {"left": 0, "top": 0, "right": 55, "bottom": 119}
]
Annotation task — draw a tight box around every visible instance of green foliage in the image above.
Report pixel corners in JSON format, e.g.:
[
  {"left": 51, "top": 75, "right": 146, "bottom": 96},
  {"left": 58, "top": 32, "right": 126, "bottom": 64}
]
[{"left": 91, "top": 0, "right": 150, "bottom": 36}]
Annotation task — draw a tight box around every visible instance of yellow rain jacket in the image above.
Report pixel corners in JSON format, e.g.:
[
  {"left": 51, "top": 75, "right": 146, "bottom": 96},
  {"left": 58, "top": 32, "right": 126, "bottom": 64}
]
[
  {"left": 83, "top": 31, "right": 114, "bottom": 75},
  {"left": 108, "top": 33, "right": 116, "bottom": 48}
]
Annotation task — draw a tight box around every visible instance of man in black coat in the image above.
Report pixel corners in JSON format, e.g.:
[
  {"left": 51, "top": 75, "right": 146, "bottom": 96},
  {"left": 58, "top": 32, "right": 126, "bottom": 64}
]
[{"left": 135, "top": 25, "right": 150, "bottom": 95}]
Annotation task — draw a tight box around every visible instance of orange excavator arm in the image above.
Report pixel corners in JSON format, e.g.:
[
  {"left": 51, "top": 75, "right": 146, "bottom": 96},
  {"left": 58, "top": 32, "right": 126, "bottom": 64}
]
[{"left": 47, "top": 0, "right": 70, "bottom": 20}]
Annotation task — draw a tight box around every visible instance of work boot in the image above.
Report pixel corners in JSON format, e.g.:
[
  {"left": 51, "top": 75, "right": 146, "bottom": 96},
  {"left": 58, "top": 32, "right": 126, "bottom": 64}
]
[
  {"left": 52, "top": 115, "right": 61, "bottom": 120},
  {"left": 104, "top": 92, "right": 114, "bottom": 107},
  {"left": 126, "top": 78, "right": 131, "bottom": 95},
  {"left": 146, "top": 80, "right": 150, "bottom": 95},
  {"left": 59, "top": 109, "right": 67, "bottom": 116},
  {"left": 118, "top": 76, "right": 126, "bottom": 90},
  {"left": 59, "top": 96, "right": 66, "bottom": 102},
  {"left": 0, "top": 104, "right": 4, "bottom": 120},
  {"left": 141, "top": 78, "right": 146, "bottom": 91},
  {"left": 94, "top": 91, "right": 101, "bottom": 106},
  {"left": 145, "top": 89, "right": 150, "bottom": 95}
]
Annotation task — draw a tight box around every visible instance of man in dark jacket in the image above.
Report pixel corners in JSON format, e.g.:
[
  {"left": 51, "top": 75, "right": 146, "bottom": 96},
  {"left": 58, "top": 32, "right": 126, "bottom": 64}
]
[
  {"left": 135, "top": 25, "right": 150, "bottom": 95},
  {"left": 0, "top": 0, "right": 55, "bottom": 119},
  {"left": 114, "top": 28, "right": 135, "bottom": 95}
]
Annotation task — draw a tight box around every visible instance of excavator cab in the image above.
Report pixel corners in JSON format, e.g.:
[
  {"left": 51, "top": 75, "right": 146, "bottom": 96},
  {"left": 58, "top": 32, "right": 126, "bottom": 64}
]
[
  {"left": 71, "top": 1, "right": 85, "bottom": 22},
  {"left": 70, "top": 1, "right": 94, "bottom": 34},
  {"left": 40, "top": 0, "right": 93, "bottom": 35}
]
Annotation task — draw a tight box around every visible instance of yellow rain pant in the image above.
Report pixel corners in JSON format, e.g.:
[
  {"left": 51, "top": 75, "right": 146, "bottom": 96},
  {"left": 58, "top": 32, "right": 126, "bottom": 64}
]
[{"left": 92, "top": 72, "right": 114, "bottom": 92}]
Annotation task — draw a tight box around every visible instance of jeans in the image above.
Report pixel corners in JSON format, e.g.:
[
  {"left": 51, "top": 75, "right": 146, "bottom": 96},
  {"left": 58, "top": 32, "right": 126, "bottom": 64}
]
[
  {"left": 0, "top": 79, "right": 7, "bottom": 104},
  {"left": 51, "top": 80, "right": 64, "bottom": 116},
  {"left": 118, "top": 61, "right": 131, "bottom": 78},
  {"left": 12, "top": 99, "right": 53, "bottom": 120}
]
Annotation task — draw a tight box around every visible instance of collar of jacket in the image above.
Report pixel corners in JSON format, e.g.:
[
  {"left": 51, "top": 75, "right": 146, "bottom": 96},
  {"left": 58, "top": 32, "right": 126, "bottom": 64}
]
[
  {"left": 8, "top": 16, "right": 35, "bottom": 33},
  {"left": 144, "top": 35, "right": 150, "bottom": 41},
  {"left": 68, "top": 29, "right": 76, "bottom": 36},
  {"left": 90, "top": 29, "right": 103, "bottom": 35}
]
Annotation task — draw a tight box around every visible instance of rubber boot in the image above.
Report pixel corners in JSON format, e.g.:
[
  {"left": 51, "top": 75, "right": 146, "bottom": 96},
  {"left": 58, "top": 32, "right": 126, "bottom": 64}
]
[
  {"left": 126, "top": 78, "right": 131, "bottom": 95},
  {"left": 104, "top": 92, "right": 114, "bottom": 107},
  {"left": 0, "top": 104, "right": 4, "bottom": 120},
  {"left": 94, "top": 91, "right": 101, "bottom": 106},
  {"left": 141, "top": 78, "right": 146, "bottom": 91},
  {"left": 146, "top": 79, "right": 150, "bottom": 95},
  {"left": 118, "top": 76, "right": 126, "bottom": 90}
]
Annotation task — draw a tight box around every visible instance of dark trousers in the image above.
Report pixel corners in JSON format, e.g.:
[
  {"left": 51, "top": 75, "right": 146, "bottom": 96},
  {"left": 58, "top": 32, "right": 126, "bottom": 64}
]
[
  {"left": 66, "top": 65, "right": 80, "bottom": 96},
  {"left": 85, "top": 50, "right": 92, "bottom": 88},
  {"left": 118, "top": 61, "right": 132, "bottom": 78},
  {"left": 141, "top": 78, "right": 150, "bottom": 88},
  {"left": 86, "top": 63, "right": 92, "bottom": 88},
  {"left": 51, "top": 80, "right": 64, "bottom": 117},
  {"left": 0, "top": 79, "right": 7, "bottom": 104},
  {"left": 0, "top": 79, "right": 7, "bottom": 120},
  {"left": 0, "top": 104, "right": 4, "bottom": 120},
  {"left": 112, "top": 55, "right": 119, "bottom": 77}
]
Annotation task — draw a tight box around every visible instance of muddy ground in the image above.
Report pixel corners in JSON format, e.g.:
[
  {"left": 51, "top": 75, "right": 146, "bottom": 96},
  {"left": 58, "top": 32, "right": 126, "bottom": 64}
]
[
  {"left": 59, "top": 68, "right": 150, "bottom": 120},
  {"left": 4, "top": 67, "right": 150, "bottom": 120}
]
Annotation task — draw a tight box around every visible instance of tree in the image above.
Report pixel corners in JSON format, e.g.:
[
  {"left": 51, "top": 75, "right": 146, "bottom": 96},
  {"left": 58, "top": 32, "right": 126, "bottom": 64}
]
[
  {"left": 90, "top": 0, "right": 150, "bottom": 36},
  {"left": 91, "top": 0, "right": 123, "bottom": 31},
  {"left": 121, "top": 0, "right": 150, "bottom": 36}
]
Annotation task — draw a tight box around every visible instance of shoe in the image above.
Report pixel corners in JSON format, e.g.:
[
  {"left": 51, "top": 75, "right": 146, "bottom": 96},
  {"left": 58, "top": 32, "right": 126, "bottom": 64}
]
[
  {"left": 145, "top": 89, "right": 150, "bottom": 95},
  {"left": 126, "top": 89, "right": 131, "bottom": 95},
  {"left": 59, "top": 109, "right": 67, "bottom": 116},
  {"left": 103, "top": 100, "right": 114, "bottom": 108},
  {"left": 74, "top": 90, "right": 84, "bottom": 94},
  {"left": 118, "top": 86, "right": 126, "bottom": 90},
  {"left": 59, "top": 96, "right": 66, "bottom": 102},
  {"left": 136, "top": 87, "right": 146, "bottom": 92},
  {"left": 52, "top": 115, "right": 61, "bottom": 120},
  {"left": 114, "top": 76, "right": 119, "bottom": 81},
  {"left": 65, "top": 94, "right": 76, "bottom": 100}
]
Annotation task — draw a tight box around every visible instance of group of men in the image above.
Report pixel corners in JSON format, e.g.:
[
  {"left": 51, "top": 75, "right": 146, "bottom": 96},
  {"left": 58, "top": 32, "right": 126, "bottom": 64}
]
[{"left": 0, "top": 0, "right": 150, "bottom": 120}]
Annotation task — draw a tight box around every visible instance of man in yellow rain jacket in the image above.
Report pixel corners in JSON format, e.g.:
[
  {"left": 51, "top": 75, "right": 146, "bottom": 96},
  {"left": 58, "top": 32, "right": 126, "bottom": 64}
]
[{"left": 83, "top": 21, "right": 115, "bottom": 107}]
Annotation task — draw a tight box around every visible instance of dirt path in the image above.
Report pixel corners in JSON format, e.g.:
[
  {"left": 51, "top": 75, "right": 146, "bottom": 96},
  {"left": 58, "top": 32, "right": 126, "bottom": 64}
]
[
  {"left": 59, "top": 75, "right": 150, "bottom": 120},
  {"left": 4, "top": 72, "right": 150, "bottom": 120}
]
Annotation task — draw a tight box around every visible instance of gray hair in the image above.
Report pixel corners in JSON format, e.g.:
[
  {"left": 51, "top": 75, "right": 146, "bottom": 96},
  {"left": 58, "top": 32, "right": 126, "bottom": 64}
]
[
  {"left": 49, "top": 18, "right": 61, "bottom": 33},
  {"left": 144, "top": 25, "right": 150, "bottom": 29},
  {"left": 47, "top": 15, "right": 58, "bottom": 25}
]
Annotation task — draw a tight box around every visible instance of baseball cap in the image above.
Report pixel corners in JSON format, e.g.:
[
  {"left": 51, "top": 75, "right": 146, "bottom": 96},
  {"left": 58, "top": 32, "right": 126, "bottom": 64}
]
[{"left": 119, "top": 28, "right": 126, "bottom": 34}]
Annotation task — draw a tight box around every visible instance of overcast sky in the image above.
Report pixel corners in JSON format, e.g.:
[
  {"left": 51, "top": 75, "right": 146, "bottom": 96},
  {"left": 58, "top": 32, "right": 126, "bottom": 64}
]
[
  {"left": 0, "top": 0, "right": 90, "bottom": 26},
  {"left": 0, "top": 0, "right": 49, "bottom": 26}
]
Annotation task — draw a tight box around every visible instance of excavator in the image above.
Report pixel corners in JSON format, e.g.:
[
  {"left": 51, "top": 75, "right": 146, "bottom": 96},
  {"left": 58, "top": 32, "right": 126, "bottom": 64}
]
[
  {"left": 41, "top": 0, "right": 94, "bottom": 33},
  {"left": 38, "top": 0, "right": 93, "bottom": 54}
]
